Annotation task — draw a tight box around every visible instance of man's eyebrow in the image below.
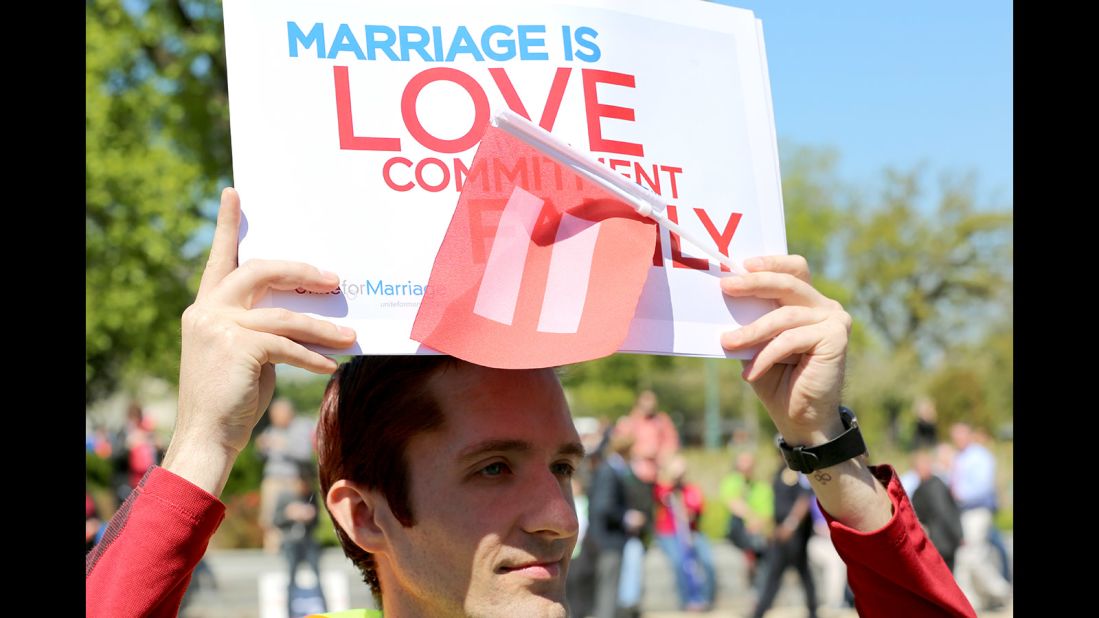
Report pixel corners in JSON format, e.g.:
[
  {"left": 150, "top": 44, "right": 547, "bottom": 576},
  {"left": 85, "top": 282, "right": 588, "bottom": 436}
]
[
  {"left": 457, "top": 439, "right": 532, "bottom": 462},
  {"left": 455, "top": 439, "right": 586, "bottom": 461},
  {"left": 558, "top": 442, "right": 585, "bottom": 459}
]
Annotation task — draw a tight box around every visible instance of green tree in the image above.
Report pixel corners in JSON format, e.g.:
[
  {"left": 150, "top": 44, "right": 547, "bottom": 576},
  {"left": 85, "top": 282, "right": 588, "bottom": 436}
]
[
  {"left": 86, "top": 0, "right": 231, "bottom": 402},
  {"left": 780, "top": 143, "right": 845, "bottom": 280},
  {"left": 839, "top": 168, "right": 1012, "bottom": 447},
  {"left": 843, "top": 168, "right": 1012, "bottom": 365},
  {"left": 923, "top": 315, "right": 1013, "bottom": 432}
]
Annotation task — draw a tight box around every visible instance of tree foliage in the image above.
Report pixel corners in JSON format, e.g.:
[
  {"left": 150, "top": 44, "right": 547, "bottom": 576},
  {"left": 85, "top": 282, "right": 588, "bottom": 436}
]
[
  {"left": 839, "top": 169, "right": 1013, "bottom": 444},
  {"left": 843, "top": 168, "right": 1012, "bottom": 364},
  {"left": 86, "top": 0, "right": 230, "bottom": 402}
]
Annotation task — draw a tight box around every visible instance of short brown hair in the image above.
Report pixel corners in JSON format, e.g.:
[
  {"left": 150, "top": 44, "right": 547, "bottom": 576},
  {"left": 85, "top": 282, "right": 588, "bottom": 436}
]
[{"left": 316, "top": 355, "right": 459, "bottom": 603}]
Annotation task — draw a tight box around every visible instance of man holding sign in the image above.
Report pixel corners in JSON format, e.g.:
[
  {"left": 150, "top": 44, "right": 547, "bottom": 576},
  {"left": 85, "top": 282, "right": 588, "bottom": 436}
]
[{"left": 86, "top": 189, "right": 976, "bottom": 617}]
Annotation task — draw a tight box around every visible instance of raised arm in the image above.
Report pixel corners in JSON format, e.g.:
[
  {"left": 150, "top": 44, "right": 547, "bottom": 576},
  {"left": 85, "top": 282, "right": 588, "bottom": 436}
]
[
  {"left": 86, "top": 188, "right": 357, "bottom": 618},
  {"left": 719, "top": 255, "right": 975, "bottom": 617}
]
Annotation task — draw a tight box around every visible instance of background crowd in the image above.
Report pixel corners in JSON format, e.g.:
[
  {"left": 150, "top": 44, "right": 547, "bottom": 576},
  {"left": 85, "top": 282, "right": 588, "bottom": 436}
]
[{"left": 86, "top": 389, "right": 1012, "bottom": 617}]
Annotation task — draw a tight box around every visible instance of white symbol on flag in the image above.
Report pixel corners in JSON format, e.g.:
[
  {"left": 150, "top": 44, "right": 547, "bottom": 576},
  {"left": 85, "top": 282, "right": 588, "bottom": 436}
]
[{"left": 472, "top": 186, "right": 602, "bottom": 334}]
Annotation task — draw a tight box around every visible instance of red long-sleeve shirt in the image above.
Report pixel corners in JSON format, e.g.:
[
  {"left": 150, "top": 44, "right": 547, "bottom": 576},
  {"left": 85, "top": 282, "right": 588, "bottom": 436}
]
[
  {"left": 85, "top": 466, "right": 225, "bottom": 617},
  {"left": 821, "top": 464, "right": 976, "bottom": 617},
  {"left": 86, "top": 464, "right": 975, "bottom": 617}
]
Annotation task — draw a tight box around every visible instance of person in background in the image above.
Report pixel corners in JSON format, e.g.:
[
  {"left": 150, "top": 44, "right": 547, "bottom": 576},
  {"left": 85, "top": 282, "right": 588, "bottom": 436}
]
[
  {"left": 613, "top": 390, "right": 679, "bottom": 485},
  {"left": 751, "top": 464, "right": 818, "bottom": 618},
  {"left": 653, "top": 456, "right": 716, "bottom": 612},
  {"left": 950, "top": 423, "right": 1011, "bottom": 610},
  {"left": 256, "top": 398, "right": 315, "bottom": 553},
  {"left": 909, "top": 449, "right": 963, "bottom": 571},
  {"left": 110, "top": 402, "right": 161, "bottom": 504},
  {"left": 806, "top": 498, "right": 848, "bottom": 610},
  {"left": 910, "top": 397, "right": 939, "bottom": 451},
  {"left": 612, "top": 392, "right": 670, "bottom": 614},
  {"left": 567, "top": 471, "right": 597, "bottom": 618},
  {"left": 973, "top": 427, "right": 1012, "bottom": 585},
  {"left": 720, "top": 450, "right": 772, "bottom": 590},
  {"left": 86, "top": 489, "right": 103, "bottom": 554},
  {"left": 617, "top": 441, "right": 655, "bottom": 616},
  {"left": 274, "top": 462, "right": 327, "bottom": 617},
  {"left": 588, "top": 434, "right": 647, "bottom": 618}
]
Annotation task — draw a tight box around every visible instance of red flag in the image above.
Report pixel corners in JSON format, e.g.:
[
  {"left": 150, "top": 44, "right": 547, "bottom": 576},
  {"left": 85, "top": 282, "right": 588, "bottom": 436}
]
[{"left": 411, "top": 123, "right": 658, "bottom": 368}]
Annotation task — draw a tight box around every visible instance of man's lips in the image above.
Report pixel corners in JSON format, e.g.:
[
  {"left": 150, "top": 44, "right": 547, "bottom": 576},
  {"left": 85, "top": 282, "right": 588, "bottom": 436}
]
[{"left": 498, "top": 559, "right": 563, "bottom": 580}]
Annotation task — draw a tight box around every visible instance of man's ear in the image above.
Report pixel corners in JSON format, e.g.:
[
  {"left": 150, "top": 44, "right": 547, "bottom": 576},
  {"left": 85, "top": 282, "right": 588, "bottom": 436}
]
[{"left": 327, "top": 480, "right": 395, "bottom": 554}]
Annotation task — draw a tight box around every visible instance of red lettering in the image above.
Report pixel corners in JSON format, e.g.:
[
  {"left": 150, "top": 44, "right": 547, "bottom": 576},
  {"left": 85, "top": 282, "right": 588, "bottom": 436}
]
[
  {"left": 382, "top": 157, "right": 414, "bottom": 191},
  {"left": 581, "top": 69, "right": 644, "bottom": 157},
  {"left": 454, "top": 157, "right": 489, "bottom": 192},
  {"left": 608, "top": 158, "right": 631, "bottom": 178},
  {"left": 661, "top": 165, "right": 683, "bottom": 199},
  {"left": 634, "top": 162, "right": 660, "bottom": 194},
  {"left": 334, "top": 66, "right": 402, "bottom": 151},
  {"left": 415, "top": 158, "right": 451, "bottom": 192},
  {"left": 402, "top": 68, "right": 490, "bottom": 153},
  {"left": 666, "top": 206, "right": 709, "bottom": 271},
  {"left": 695, "top": 210, "right": 742, "bottom": 272},
  {"left": 489, "top": 67, "right": 572, "bottom": 131}
]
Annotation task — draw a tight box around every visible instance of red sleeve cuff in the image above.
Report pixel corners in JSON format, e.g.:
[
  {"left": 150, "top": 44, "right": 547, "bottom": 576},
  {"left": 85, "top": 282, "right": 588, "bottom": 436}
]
[
  {"left": 817, "top": 464, "right": 977, "bottom": 618},
  {"left": 139, "top": 465, "right": 227, "bottom": 526}
]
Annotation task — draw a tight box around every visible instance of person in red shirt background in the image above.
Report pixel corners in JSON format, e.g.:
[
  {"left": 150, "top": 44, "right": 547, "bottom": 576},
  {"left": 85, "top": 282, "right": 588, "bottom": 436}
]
[{"left": 653, "top": 456, "right": 715, "bottom": 612}]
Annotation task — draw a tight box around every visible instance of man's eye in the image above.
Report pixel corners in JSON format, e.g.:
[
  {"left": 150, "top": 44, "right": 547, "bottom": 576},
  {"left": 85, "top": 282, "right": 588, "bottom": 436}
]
[
  {"left": 481, "top": 462, "right": 509, "bottom": 477},
  {"left": 552, "top": 462, "right": 576, "bottom": 478}
]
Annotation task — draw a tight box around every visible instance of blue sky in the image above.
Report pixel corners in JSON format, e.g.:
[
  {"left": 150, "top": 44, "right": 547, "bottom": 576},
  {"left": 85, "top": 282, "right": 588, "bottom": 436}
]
[{"left": 715, "top": 1, "right": 1013, "bottom": 204}]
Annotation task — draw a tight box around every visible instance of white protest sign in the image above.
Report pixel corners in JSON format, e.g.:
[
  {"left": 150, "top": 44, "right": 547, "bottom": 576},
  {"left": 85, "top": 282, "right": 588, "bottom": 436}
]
[{"left": 223, "top": 0, "right": 786, "bottom": 358}]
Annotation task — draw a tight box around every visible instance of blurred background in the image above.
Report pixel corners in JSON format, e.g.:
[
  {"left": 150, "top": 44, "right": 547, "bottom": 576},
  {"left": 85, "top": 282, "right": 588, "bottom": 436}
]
[{"left": 86, "top": 1, "right": 1012, "bottom": 616}]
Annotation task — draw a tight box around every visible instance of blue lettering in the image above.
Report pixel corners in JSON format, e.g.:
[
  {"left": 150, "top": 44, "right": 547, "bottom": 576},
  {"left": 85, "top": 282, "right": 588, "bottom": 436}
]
[
  {"left": 365, "top": 25, "right": 399, "bottom": 61},
  {"left": 327, "top": 24, "right": 366, "bottom": 60},
  {"left": 482, "top": 25, "right": 515, "bottom": 61},
  {"left": 288, "top": 22, "right": 325, "bottom": 58},
  {"left": 446, "top": 26, "right": 485, "bottom": 62},
  {"left": 431, "top": 26, "right": 444, "bottom": 61},
  {"left": 362, "top": 280, "right": 430, "bottom": 295},
  {"left": 399, "top": 26, "right": 433, "bottom": 62},
  {"left": 575, "top": 27, "right": 601, "bottom": 62},
  {"left": 517, "top": 25, "right": 548, "bottom": 60}
]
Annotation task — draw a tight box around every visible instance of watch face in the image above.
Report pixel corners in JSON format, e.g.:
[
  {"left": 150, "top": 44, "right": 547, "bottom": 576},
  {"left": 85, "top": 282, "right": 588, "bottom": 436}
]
[{"left": 781, "top": 468, "right": 800, "bottom": 486}]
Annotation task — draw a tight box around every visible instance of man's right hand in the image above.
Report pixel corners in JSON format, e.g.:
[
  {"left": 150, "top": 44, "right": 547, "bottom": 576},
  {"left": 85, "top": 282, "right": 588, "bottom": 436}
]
[{"left": 161, "top": 188, "right": 356, "bottom": 496}]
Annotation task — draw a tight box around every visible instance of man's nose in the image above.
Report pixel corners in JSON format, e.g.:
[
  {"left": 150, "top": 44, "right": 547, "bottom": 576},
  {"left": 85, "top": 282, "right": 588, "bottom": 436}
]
[{"left": 520, "top": 467, "right": 580, "bottom": 540}]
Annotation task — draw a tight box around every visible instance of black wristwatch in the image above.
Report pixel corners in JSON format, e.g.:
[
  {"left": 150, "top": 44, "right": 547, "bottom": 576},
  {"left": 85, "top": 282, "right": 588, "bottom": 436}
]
[{"left": 777, "top": 406, "right": 867, "bottom": 473}]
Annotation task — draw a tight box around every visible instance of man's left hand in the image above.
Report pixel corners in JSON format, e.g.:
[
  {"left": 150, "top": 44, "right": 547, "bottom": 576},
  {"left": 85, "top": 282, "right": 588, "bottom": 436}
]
[{"left": 719, "top": 255, "right": 851, "bottom": 446}]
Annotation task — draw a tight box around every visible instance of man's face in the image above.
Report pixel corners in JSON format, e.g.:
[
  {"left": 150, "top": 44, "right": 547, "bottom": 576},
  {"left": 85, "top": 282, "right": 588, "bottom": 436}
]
[
  {"left": 270, "top": 400, "right": 294, "bottom": 427},
  {"left": 381, "top": 364, "right": 582, "bottom": 618},
  {"left": 951, "top": 423, "right": 971, "bottom": 450},
  {"left": 913, "top": 452, "right": 934, "bottom": 480},
  {"left": 637, "top": 390, "right": 657, "bottom": 416},
  {"left": 735, "top": 452, "right": 755, "bottom": 478}
]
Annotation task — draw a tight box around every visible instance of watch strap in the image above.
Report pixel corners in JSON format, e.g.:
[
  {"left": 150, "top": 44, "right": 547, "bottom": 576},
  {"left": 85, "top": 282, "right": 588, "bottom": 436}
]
[{"left": 777, "top": 406, "right": 867, "bottom": 473}]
